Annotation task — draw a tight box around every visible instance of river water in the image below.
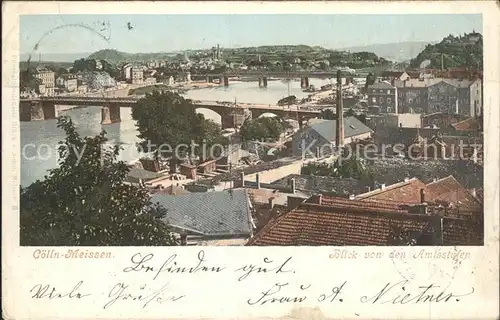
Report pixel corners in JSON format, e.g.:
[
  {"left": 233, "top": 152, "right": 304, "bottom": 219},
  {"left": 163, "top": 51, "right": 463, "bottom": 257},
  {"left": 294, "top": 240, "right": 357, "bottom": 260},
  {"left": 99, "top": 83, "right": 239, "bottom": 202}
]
[{"left": 20, "top": 78, "right": 339, "bottom": 187}]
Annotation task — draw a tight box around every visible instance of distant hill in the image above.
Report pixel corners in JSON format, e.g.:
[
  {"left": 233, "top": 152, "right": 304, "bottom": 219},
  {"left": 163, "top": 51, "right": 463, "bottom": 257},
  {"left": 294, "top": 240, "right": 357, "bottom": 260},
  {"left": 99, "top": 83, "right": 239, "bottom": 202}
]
[
  {"left": 409, "top": 32, "right": 482, "bottom": 69},
  {"left": 20, "top": 52, "right": 91, "bottom": 63},
  {"left": 87, "top": 49, "right": 176, "bottom": 64},
  {"left": 338, "top": 42, "right": 432, "bottom": 62}
]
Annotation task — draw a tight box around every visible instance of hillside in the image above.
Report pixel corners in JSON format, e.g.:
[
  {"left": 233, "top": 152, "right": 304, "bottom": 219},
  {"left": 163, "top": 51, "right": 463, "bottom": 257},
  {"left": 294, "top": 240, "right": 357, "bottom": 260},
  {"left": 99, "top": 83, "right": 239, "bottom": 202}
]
[
  {"left": 409, "top": 32, "right": 482, "bottom": 69},
  {"left": 20, "top": 52, "right": 91, "bottom": 63},
  {"left": 87, "top": 49, "right": 176, "bottom": 63},
  {"left": 338, "top": 41, "right": 432, "bottom": 62}
]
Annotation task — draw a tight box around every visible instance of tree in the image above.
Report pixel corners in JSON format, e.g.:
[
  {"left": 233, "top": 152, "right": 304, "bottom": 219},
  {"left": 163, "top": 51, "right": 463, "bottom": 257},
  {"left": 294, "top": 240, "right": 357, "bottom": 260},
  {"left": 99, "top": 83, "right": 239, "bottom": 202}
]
[
  {"left": 364, "top": 72, "right": 376, "bottom": 92},
  {"left": 20, "top": 116, "right": 177, "bottom": 246},
  {"left": 301, "top": 155, "right": 373, "bottom": 180},
  {"left": 239, "top": 117, "right": 283, "bottom": 142},
  {"left": 195, "top": 118, "right": 230, "bottom": 161},
  {"left": 132, "top": 90, "right": 227, "bottom": 167},
  {"left": 319, "top": 109, "right": 336, "bottom": 120},
  {"left": 71, "top": 58, "right": 97, "bottom": 73}
]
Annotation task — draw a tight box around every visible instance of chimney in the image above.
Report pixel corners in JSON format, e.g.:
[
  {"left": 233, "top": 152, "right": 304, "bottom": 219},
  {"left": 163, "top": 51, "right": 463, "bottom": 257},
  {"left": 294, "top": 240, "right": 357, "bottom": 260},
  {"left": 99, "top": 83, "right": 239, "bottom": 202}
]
[
  {"left": 256, "top": 173, "right": 261, "bottom": 189},
  {"left": 366, "top": 186, "right": 371, "bottom": 192},
  {"left": 380, "top": 184, "right": 386, "bottom": 189},
  {"left": 335, "top": 70, "right": 344, "bottom": 149},
  {"left": 349, "top": 194, "right": 355, "bottom": 200},
  {"left": 180, "top": 232, "right": 187, "bottom": 246},
  {"left": 290, "top": 178, "right": 296, "bottom": 194},
  {"left": 470, "top": 188, "right": 477, "bottom": 197},
  {"left": 404, "top": 177, "right": 409, "bottom": 182},
  {"left": 240, "top": 172, "right": 245, "bottom": 188},
  {"left": 318, "top": 194, "right": 323, "bottom": 205},
  {"left": 268, "top": 197, "right": 275, "bottom": 209},
  {"left": 420, "top": 188, "right": 426, "bottom": 203}
]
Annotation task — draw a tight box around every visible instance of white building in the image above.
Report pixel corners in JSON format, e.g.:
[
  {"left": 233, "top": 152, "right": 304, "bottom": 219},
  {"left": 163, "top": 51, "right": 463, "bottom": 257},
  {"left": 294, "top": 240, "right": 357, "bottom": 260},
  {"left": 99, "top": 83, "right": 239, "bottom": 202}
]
[
  {"left": 132, "top": 68, "right": 144, "bottom": 85},
  {"left": 56, "top": 74, "right": 78, "bottom": 92}
]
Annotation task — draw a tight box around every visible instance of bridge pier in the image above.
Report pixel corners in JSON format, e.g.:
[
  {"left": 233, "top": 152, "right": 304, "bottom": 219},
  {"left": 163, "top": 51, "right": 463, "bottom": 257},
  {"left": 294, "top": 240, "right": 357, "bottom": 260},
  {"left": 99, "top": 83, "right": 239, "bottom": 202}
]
[
  {"left": 300, "top": 76, "right": 310, "bottom": 88},
  {"left": 259, "top": 76, "right": 268, "bottom": 88},
  {"left": 220, "top": 76, "right": 229, "bottom": 87},
  {"left": 19, "top": 100, "right": 33, "bottom": 121},
  {"left": 42, "top": 102, "right": 56, "bottom": 120},
  {"left": 101, "top": 104, "right": 121, "bottom": 125}
]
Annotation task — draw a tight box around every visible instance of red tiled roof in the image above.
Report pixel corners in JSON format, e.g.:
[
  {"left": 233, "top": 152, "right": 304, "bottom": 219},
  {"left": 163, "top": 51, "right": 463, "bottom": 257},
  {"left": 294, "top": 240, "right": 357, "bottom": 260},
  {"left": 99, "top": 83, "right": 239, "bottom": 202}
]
[
  {"left": 451, "top": 117, "right": 480, "bottom": 131},
  {"left": 355, "top": 178, "right": 426, "bottom": 204},
  {"left": 247, "top": 203, "right": 437, "bottom": 246},
  {"left": 425, "top": 175, "right": 480, "bottom": 207},
  {"left": 316, "top": 195, "right": 412, "bottom": 213},
  {"left": 442, "top": 217, "right": 483, "bottom": 245},
  {"left": 247, "top": 199, "right": 483, "bottom": 246}
]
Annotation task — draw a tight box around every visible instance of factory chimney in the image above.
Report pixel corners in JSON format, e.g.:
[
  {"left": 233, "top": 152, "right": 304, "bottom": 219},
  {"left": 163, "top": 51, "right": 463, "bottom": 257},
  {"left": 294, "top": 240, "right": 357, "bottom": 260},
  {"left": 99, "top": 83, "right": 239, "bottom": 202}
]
[{"left": 335, "top": 70, "right": 344, "bottom": 149}]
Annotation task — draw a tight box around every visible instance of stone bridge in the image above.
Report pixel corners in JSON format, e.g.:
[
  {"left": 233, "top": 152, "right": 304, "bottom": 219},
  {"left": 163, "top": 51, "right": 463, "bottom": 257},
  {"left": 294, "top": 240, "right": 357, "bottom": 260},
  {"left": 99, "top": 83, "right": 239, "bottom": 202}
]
[{"left": 19, "top": 96, "right": 322, "bottom": 129}]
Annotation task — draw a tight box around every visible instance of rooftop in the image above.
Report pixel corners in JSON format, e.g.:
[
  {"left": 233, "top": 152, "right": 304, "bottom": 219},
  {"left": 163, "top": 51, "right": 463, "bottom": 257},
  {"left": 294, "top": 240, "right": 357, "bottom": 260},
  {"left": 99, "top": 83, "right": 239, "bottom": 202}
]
[
  {"left": 270, "top": 174, "right": 371, "bottom": 196},
  {"left": 247, "top": 197, "right": 483, "bottom": 246},
  {"left": 151, "top": 188, "right": 254, "bottom": 237},
  {"left": 355, "top": 178, "right": 426, "bottom": 204},
  {"left": 451, "top": 117, "right": 481, "bottom": 132},
  {"left": 395, "top": 78, "right": 475, "bottom": 89},
  {"left": 306, "top": 117, "right": 373, "bottom": 142},
  {"left": 425, "top": 175, "right": 480, "bottom": 207},
  {"left": 368, "top": 82, "right": 395, "bottom": 89}
]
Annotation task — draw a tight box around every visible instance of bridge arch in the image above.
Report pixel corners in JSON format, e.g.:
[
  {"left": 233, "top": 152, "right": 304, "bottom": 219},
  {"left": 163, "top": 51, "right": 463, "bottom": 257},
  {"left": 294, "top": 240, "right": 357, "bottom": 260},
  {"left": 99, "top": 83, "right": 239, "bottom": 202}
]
[
  {"left": 257, "top": 112, "right": 280, "bottom": 119},
  {"left": 195, "top": 107, "right": 222, "bottom": 125}
]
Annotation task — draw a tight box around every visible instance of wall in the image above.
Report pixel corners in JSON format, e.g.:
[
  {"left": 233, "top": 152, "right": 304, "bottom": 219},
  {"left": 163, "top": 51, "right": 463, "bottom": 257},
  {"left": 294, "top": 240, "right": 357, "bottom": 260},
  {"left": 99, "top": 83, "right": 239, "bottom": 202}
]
[
  {"left": 245, "top": 159, "right": 316, "bottom": 184},
  {"left": 386, "top": 113, "right": 422, "bottom": 128}
]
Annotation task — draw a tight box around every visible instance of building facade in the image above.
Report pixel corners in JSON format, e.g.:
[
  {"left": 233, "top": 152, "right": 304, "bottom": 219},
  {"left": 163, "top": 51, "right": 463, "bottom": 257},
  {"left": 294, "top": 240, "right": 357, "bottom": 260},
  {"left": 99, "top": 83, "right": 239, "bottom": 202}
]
[
  {"left": 395, "top": 78, "right": 483, "bottom": 117},
  {"left": 131, "top": 68, "right": 144, "bottom": 85},
  {"left": 56, "top": 74, "right": 78, "bottom": 92},
  {"left": 367, "top": 82, "right": 398, "bottom": 113},
  {"left": 34, "top": 69, "right": 55, "bottom": 88}
]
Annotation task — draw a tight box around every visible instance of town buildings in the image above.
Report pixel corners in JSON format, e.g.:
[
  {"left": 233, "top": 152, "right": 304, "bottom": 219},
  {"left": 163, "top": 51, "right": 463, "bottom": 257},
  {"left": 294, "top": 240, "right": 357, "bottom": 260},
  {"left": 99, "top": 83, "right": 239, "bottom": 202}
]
[
  {"left": 291, "top": 117, "right": 373, "bottom": 157},
  {"left": 367, "top": 81, "right": 398, "bottom": 113},
  {"left": 394, "top": 77, "right": 482, "bottom": 117},
  {"left": 33, "top": 69, "right": 55, "bottom": 88},
  {"left": 56, "top": 74, "right": 78, "bottom": 92},
  {"left": 131, "top": 67, "right": 144, "bottom": 85},
  {"left": 247, "top": 174, "right": 483, "bottom": 246},
  {"left": 33, "top": 69, "right": 55, "bottom": 96}
]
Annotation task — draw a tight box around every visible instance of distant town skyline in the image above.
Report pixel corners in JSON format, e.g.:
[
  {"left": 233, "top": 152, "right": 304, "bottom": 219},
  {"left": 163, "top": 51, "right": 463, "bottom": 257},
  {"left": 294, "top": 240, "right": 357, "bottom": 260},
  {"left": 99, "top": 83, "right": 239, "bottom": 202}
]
[{"left": 20, "top": 14, "right": 482, "bottom": 55}]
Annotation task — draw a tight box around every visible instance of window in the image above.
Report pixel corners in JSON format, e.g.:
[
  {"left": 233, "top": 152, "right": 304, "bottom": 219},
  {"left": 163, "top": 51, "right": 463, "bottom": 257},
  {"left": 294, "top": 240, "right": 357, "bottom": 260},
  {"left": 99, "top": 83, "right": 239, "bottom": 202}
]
[
  {"left": 387, "top": 90, "right": 391, "bottom": 95},
  {"left": 387, "top": 97, "right": 391, "bottom": 103},
  {"left": 372, "top": 97, "right": 376, "bottom": 103},
  {"left": 379, "top": 97, "right": 384, "bottom": 103},
  {"left": 379, "top": 90, "right": 383, "bottom": 93}
]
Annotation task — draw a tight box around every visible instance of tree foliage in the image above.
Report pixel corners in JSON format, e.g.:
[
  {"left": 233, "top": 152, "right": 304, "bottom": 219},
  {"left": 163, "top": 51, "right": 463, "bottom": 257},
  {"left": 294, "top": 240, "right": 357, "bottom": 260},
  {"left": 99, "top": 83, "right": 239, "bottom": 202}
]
[
  {"left": 319, "top": 109, "right": 336, "bottom": 120},
  {"left": 409, "top": 32, "right": 483, "bottom": 69},
  {"left": 131, "top": 90, "right": 228, "bottom": 161},
  {"left": 239, "top": 117, "right": 283, "bottom": 142},
  {"left": 364, "top": 72, "right": 376, "bottom": 91},
  {"left": 20, "top": 116, "right": 177, "bottom": 246},
  {"left": 301, "top": 155, "right": 373, "bottom": 180},
  {"left": 72, "top": 58, "right": 97, "bottom": 73}
]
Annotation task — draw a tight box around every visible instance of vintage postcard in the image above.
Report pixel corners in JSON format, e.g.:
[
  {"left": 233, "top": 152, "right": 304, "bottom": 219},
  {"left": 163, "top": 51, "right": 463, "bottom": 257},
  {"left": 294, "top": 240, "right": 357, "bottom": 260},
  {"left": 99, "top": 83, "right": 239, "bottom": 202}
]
[{"left": 2, "top": 1, "right": 499, "bottom": 319}]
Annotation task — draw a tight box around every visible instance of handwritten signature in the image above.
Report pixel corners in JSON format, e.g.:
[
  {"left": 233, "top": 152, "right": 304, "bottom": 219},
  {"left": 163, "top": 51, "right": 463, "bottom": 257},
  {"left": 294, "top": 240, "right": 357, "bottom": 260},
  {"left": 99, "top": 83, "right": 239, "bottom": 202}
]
[
  {"left": 360, "top": 280, "right": 475, "bottom": 304},
  {"left": 30, "top": 281, "right": 91, "bottom": 300},
  {"left": 103, "top": 282, "right": 185, "bottom": 309}
]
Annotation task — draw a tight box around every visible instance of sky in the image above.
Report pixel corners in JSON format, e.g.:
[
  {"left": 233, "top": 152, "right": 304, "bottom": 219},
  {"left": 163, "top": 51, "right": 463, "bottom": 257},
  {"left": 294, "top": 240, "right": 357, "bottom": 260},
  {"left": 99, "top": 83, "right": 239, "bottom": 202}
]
[{"left": 20, "top": 14, "right": 482, "bottom": 54}]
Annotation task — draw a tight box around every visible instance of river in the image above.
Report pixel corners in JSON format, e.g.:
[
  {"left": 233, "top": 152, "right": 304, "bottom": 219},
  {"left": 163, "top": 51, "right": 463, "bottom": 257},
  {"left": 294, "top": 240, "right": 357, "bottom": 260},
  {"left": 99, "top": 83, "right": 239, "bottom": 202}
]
[{"left": 20, "top": 78, "right": 341, "bottom": 187}]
